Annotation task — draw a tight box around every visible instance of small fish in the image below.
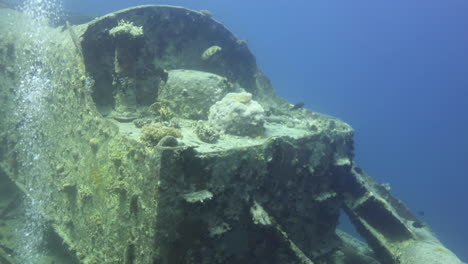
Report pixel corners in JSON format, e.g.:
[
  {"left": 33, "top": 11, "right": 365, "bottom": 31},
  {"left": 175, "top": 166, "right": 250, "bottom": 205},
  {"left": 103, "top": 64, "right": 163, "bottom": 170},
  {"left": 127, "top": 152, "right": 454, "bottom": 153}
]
[
  {"left": 201, "top": 45, "right": 222, "bottom": 60},
  {"left": 290, "top": 102, "right": 305, "bottom": 110},
  {"left": 417, "top": 210, "right": 425, "bottom": 216}
]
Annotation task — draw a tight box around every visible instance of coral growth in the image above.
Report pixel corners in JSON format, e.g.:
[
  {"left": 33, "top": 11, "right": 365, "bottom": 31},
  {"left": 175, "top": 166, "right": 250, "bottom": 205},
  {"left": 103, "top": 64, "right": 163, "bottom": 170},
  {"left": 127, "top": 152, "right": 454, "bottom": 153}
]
[
  {"left": 109, "top": 20, "right": 143, "bottom": 39},
  {"left": 208, "top": 92, "right": 265, "bottom": 137},
  {"left": 140, "top": 123, "right": 182, "bottom": 146},
  {"left": 194, "top": 121, "right": 220, "bottom": 143},
  {"left": 149, "top": 101, "right": 175, "bottom": 121}
]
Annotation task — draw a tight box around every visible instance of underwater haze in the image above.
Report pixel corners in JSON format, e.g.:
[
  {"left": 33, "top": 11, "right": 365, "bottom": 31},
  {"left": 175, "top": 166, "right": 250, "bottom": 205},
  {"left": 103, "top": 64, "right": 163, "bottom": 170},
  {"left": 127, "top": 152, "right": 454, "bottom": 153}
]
[{"left": 64, "top": 0, "right": 468, "bottom": 261}]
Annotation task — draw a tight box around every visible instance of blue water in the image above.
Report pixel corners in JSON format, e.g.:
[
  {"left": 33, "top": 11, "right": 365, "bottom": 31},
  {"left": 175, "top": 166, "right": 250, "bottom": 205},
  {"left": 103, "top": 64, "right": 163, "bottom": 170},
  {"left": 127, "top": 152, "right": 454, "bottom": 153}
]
[{"left": 66, "top": 0, "right": 468, "bottom": 261}]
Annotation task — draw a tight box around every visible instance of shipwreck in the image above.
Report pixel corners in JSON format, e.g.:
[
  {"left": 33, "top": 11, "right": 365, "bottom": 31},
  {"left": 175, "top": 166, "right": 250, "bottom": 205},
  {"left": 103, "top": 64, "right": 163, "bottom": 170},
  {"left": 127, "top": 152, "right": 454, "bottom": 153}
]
[{"left": 0, "top": 5, "right": 465, "bottom": 264}]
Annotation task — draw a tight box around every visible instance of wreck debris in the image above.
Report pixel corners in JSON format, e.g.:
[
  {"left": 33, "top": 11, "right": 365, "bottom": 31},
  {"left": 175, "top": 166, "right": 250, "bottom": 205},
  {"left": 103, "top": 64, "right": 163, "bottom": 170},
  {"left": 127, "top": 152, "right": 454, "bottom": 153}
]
[
  {"left": 341, "top": 165, "right": 465, "bottom": 264},
  {"left": 250, "top": 201, "right": 315, "bottom": 264}
]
